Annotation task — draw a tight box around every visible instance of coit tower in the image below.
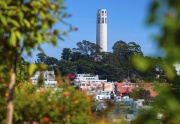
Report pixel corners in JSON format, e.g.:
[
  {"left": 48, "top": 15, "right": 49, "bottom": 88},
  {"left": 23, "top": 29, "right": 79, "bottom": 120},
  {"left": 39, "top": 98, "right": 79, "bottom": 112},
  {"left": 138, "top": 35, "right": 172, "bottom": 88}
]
[{"left": 96, "top": 9, "right": 107, "bottom": 52}]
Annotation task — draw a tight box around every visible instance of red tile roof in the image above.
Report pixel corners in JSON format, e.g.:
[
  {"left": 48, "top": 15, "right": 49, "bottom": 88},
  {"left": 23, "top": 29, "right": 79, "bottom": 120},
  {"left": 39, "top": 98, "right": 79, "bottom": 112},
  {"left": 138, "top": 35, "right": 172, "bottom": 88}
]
[{"left": 115, "top": 82, "right": 161, "bottom": 97}]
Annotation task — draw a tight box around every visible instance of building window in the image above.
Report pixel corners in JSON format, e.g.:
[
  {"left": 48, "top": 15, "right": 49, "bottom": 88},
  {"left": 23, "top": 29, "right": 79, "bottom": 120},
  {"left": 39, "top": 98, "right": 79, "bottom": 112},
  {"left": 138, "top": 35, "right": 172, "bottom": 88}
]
[
  {"left": 102, "top": 11, "right": 104, "bottom": 16},
  {"left": 102, "top": 17, "right": 104, "bottom": 23},
  {"left": 86, "top": 84, "right": 90, "bottom": 86},
  {"left": 81, "top": 84, "right": 85, "bottom": 86},
  {"left": 105, "top": 18, "right": 107, "bottom": 23},
  {"left": 98, "top": 96, "right": 100, "bottom": 99}
]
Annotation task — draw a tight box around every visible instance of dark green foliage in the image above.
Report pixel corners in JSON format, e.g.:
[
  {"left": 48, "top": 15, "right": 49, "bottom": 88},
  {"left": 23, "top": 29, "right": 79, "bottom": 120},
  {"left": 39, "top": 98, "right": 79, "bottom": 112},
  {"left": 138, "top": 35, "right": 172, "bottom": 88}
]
[
  {"left": 112, "top": 40, "right": 143, "bottom": 60},
  {"left": 129, "top": 88, "right": 152, "bottom": 102},
  {"left": 57, "top": 60, "right": 77, "bottom": 76},
  {"left": 44, "top": 56, "right": 58, "bottom": 66},
  {"left": 36, "top": 52, "right": 47, "bottom": 63},
  {"left": 167, "top": 75, "right": 180, "bottom": 86},
  {"left": 61, "top": 48, "right": 72, "bottom": 61},
  {"left": 36, "top": 40, "right": 168, "bottom": 82},
  {"left": 72, "top": 40, "right": 100, "bottom": 56}
]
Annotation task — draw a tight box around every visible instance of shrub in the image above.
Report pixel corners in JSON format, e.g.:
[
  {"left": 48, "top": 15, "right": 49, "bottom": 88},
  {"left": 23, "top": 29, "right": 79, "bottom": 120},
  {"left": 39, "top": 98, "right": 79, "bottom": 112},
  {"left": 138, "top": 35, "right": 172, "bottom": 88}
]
[{"left": 0, "top": 82, "right": 94, "bottom": 124}]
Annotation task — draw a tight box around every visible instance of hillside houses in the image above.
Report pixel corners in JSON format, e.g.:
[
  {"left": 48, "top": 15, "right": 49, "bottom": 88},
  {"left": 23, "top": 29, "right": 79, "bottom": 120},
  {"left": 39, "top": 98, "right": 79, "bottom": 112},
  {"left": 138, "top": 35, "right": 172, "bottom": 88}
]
[
  {"left": 30, "top": 71, "right": 161, "bottom": 99},
  {"left": 74, "top": 74, "right": 114, "bottom": 94},
  {"left": 29, "top": 71, "right": 165, "bottom": 122}
]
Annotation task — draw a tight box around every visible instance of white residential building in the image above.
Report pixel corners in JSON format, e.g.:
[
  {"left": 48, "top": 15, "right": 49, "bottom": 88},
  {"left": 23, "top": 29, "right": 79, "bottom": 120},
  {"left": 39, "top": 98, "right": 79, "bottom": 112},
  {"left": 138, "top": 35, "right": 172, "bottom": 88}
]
[
  {"left": 74, "top": 74, "right": 114, "bottom": 93},
  {"left": 96, "top": 93, "right": 111, "bottom": 101},
  {"left": 30, "top": 71, "right": 57, "bottom": 85}
]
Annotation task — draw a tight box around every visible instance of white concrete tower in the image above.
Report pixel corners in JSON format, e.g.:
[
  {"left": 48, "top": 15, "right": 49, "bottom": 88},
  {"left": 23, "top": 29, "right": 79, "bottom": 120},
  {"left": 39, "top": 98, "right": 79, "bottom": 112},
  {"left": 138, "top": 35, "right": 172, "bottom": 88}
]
[{"left": 96, "top": 9, "right": 107, "bottom": 52}]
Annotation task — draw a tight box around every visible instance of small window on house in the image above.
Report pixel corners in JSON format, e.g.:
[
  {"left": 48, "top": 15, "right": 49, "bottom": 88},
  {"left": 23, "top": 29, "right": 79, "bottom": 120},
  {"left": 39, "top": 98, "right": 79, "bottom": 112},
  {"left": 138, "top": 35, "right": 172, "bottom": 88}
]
[
  {"left": 81, "top": 84, "right": 85, "bottom": 86},
  {"left": 86, "top": 84, "right": 90, "bottom": 86}
]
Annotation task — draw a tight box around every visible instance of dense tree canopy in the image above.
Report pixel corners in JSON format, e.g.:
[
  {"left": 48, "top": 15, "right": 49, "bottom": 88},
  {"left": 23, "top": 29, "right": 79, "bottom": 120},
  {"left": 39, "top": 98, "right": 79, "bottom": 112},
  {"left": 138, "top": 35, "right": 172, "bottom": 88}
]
[
  {"left": 72, "top": 40, "right": 100, "bottom": 56},
  {"left": 61, "top": 48, "right": 72, "bottom": 61},
  {"left": 35, "top": 40, "right": 171, "bottom": 82}
]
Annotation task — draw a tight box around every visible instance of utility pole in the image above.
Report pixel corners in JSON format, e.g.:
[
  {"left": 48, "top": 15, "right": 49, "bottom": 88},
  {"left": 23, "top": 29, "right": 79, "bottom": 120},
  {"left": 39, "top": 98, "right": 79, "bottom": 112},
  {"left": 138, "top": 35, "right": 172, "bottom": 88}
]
[{"left": 128, "top": 70, "right": 130, "bottom": 81}]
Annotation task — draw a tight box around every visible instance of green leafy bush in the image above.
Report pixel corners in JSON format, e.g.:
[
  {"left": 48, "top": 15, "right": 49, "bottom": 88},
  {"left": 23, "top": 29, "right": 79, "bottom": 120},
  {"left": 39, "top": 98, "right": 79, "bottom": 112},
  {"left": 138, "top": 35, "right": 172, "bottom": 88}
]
[{"left": 0, "top": 82, "right": 94, "bottom": 124}]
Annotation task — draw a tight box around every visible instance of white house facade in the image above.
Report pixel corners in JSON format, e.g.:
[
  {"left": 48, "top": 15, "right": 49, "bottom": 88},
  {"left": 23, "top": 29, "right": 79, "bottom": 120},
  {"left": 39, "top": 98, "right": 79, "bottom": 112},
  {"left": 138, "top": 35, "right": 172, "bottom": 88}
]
[
  {"left": 30, "top": 71, "right": 57, "bottom": 85},
  {"left": 74, "top": 74, "right": 114, "bottom": 93}
]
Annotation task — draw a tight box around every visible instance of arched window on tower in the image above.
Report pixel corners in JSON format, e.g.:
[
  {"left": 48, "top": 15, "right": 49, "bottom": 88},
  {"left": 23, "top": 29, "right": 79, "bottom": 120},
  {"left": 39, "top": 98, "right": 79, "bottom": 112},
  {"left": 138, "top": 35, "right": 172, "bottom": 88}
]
[
  {"left": 98, "top": 17, "right": 100, "bottom": 24},
  {"left": 102, "top": 17, "right": 104, "bottom": 23},
  {"left": 105, "top": 18, "right": 107, "bottom": 23},
  {"left": 102, "top": 11, "right": 104, "bottom": 16}
]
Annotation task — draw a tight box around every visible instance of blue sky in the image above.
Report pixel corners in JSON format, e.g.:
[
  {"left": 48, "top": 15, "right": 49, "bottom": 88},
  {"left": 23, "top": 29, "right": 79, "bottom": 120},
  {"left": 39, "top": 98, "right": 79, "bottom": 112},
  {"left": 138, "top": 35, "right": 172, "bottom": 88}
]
[{"left": 28, "top": 0, "right": 161, "bottom": 62}]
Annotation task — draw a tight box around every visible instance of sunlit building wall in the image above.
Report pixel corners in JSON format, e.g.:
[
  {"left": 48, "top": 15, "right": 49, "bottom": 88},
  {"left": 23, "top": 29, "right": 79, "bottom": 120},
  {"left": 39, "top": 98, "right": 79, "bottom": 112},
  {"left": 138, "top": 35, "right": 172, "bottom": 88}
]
[{"left": 96, "top": 9, "right": 107, "bottom": 52}]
